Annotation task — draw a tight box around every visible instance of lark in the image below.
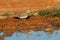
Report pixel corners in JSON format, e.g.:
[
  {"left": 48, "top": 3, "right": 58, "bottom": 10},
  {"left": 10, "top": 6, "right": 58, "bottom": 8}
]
[{"left": 13, "top": 10, "right": 34, "bottom": 19}]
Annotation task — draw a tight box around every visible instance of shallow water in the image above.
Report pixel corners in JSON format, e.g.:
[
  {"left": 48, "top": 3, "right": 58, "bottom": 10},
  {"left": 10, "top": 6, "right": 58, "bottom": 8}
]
[{"left": 0, "top": 30, "right": 59, "bottom": 40}]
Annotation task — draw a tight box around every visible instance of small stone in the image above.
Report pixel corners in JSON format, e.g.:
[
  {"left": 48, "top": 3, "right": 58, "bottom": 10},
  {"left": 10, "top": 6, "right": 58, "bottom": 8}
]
[{"left": 44, "top": 28, "right": 54, "bottom": 34}]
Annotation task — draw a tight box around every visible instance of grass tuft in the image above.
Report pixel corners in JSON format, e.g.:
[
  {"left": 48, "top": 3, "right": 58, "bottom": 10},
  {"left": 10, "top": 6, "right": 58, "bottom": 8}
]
[
  {"left": 38, "top": 8, "right": 60, "bottom": 17},
  {"left": 38, "top": 9, "right": 52, "bottom": 16},
  {"left": 0, "top": 13, "right": 10, "bottom": 16},
  {"left": 52, "top": 8, "right": 60, "bottom": 16}
]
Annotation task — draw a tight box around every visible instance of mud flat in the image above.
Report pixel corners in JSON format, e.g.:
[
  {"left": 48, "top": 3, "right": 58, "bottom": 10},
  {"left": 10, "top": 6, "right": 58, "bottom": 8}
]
[
  {"left": 0, "top": 15, "right": 59, "bottom": 36},
  {"left": 0, "top": 35, "right": 4, "bottom": 40}
]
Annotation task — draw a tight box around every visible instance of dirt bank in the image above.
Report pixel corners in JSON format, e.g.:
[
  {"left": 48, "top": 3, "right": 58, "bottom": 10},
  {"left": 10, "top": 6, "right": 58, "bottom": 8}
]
[{"left": 0, "top": 15, "right": 59, "bottom": 37}]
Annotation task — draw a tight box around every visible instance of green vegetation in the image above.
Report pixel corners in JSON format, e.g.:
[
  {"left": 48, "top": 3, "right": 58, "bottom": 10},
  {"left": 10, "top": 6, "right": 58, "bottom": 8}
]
[
  {"left": 30, "top": 12, "right": 34, "bottom": 16},
  {"left": 0, "top": 8, "right": 60, "bottom": 17},
  {"left": 38, "top": 8, "right": 60, "bottom": 17},
  {"left": 0, "top": 13, "right": 10, "bottom": 16},
  {"left": 38, "top": 9, "right": 52, "bottom": 16},
  {"left": 52, "top": 8, "right": 60, "bottom": 16}
]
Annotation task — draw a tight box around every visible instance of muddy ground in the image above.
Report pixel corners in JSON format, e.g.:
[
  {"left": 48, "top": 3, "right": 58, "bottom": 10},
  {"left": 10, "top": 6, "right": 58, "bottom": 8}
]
[
  {"left": 0, "top": 0, "right": 60, "bottom": 13},
  {"left": 0, "top": 15, "right": 60, "bottom": 37},
  {"left": 0, "top": 0, "right": 60, "bottom": 40}
]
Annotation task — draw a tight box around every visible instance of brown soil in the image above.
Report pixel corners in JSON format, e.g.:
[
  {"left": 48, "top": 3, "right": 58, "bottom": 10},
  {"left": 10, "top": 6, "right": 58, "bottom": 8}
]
[
  {"left": 0, "top": 15, "right": 60, "bottom": 37},
  {"left": 0, "top": 0, "right": 60, "bottom": 13},
  {"left": 0, "top": 0, "right": 60, "bottom": 40},
  {"left": 0, "top": 35, "right": 4, "bottom": 40}
]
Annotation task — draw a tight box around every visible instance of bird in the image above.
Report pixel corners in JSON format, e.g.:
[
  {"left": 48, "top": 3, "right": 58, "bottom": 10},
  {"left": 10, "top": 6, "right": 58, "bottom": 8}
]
[{"left": 13, "top": 10, "right": 34, "bottom": 19}]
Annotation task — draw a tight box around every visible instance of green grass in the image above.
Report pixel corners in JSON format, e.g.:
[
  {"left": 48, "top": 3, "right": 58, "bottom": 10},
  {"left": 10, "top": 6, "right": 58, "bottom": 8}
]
[
  {"left": 52, "top": 8, "right": 60, "bottom": 16},
  {"left": 0, "top": 8, "right": 60, "bottom": 17},
  {"left": 38, "top": 9, "right": 52, "bottom": 16},
  {"left": 0, "top": 13, "right": 10, "bottom": 16},
  {"left": 38, "top": 8, "right": 60, "bottom": 17}
]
